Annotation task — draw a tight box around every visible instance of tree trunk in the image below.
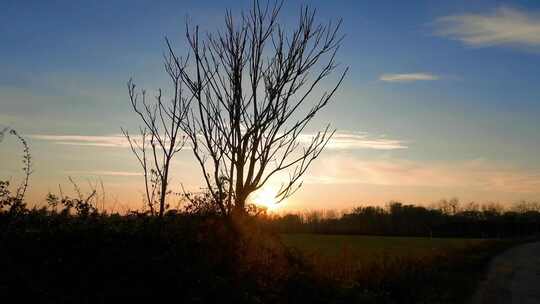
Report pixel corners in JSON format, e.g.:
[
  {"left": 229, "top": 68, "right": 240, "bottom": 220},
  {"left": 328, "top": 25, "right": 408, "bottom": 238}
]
[
  {"left": 159, "top": 165, "right": 169, "bottom": 217},
  {"left": 234, "top": 192, "right": 249, "bottom": 216}
]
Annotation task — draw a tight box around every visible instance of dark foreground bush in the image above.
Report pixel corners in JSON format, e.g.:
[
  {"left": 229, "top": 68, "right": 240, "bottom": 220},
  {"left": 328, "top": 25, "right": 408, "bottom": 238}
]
[
  {"left": 0, "top": 211, "right": 516, "bottom": 303},
  {"left": 0, "top": 212, "right": 315, "bottom": 303}
]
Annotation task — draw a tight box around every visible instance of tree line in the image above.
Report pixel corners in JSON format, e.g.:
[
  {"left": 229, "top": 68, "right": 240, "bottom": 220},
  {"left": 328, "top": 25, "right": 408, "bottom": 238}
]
[{"left": 260, "top": 200, "right": 540, "bottom": 238}]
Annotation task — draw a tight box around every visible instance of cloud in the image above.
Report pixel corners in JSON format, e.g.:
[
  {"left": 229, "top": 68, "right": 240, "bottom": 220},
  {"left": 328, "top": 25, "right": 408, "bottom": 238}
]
[
  {"left": 379, "top": 73, "right": 439, "bottom": 82},
  {"left": 327, "top": 131, "right": 407, "bottom": 150},
  {"left": 300, "top": 131, "right": 408, "bottom": 150},
  {"left": 30, "top": 134, "right": 130, "bottom": 148},
  {"left": 435, "top": 7, "right": 540, "bottom": 49},
  {"left": 32, "top": 131, "right": 408, "bottom": 151},
  {"left": 304, "top": 155, "right": 540, "bottom": 194}
]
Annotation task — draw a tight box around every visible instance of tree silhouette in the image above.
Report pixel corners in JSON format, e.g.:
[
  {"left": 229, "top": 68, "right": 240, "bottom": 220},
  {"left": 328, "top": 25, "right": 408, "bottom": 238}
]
[
  {"left": 0, "top": 128, "right": 32, "bottom": 214},
  {"left": 122, "top": 69, "right": 189, "bottom": 216},
  {"left": 166, "top": 0, "right": 347, "bottom": 216}
]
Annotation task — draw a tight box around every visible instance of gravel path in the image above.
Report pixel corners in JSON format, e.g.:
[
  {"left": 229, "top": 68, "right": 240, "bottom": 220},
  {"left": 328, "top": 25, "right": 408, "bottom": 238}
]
[{"left": 472, "top": 241, "right": 540, "bottom": 304}]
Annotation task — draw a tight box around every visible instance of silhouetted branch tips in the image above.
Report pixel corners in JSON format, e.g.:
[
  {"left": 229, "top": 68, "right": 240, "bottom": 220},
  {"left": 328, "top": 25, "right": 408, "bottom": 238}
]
[
  {"left": 164, "top": 0, "right": 347, "bottom": 216},
  {"left": 0, "top": 128, "right": 32, "bottom": 214},
  {"left": 124, "top": 67, "right": 189, "bottom": 216}
]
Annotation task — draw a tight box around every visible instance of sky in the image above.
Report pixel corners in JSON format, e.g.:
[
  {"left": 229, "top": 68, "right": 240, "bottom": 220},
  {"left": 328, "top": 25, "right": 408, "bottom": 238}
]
[{"left": 1, "top": 0, "right": 540, "bottom": 212}]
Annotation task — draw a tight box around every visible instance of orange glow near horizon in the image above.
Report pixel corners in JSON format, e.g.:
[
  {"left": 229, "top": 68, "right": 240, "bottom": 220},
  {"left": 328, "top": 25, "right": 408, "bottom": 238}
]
[{"left": 250, "top": 187, "right": 281, "bottom": 212}]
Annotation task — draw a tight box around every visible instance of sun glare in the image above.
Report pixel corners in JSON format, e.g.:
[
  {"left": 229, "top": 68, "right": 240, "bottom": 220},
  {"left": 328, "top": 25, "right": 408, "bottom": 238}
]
[{"left": 251, "top": 187, "right": 280, "bottom": 211}]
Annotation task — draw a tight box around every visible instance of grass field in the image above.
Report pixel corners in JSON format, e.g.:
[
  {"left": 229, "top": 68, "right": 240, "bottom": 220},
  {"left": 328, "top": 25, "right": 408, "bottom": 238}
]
[
  {"left": 281, "top": 233, "right": 489, "bottom": 259},
  {"left": 279, "top": 234, "right": 510, "bottom": 303}
]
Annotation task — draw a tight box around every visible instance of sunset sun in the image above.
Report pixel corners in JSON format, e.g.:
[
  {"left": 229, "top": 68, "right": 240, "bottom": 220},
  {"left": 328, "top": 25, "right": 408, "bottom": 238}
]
[{"left": 251, "top": 187, "right": 280, "bottom": 211}]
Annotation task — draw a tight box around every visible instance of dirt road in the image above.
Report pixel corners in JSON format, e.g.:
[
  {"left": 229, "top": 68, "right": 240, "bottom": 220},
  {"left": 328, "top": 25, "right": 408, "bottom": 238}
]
[{"left": 472, "top": 241, "right": 540, "bottom": 304}]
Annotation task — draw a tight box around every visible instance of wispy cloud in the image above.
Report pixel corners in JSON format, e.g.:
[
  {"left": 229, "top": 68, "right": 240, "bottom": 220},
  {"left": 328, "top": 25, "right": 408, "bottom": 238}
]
[
  {"left": 300, "top": 131, "right": 408, "bottom": 150},
  {"left": 327, "top": 131, "right": 407, "bottom": 150},
  {"left": 379, "top": 73, "right": 439, "bottom": 82},
  {"left": 435, "top": 7, "right": 540, "bottom": 49},
  {"left": 32, "top": 131, "right": 408, "bottom": 151},
  {"left": 30, "top": 134, "right": 129, "bottom": 148}
]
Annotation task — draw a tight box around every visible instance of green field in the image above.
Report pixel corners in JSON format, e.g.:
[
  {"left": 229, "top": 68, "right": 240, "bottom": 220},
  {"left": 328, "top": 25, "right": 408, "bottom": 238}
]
[{"left": 281, "top": 233, "right": 488, "bottom": 259}]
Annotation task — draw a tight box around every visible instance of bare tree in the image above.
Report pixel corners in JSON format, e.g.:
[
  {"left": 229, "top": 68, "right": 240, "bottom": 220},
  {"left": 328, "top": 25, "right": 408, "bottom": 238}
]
[
  {"left": 166, "top": 0, "right": 347, "bottom": 217},
  {"left": 122, "top": 59, "right": 189, "bottom": 217}
]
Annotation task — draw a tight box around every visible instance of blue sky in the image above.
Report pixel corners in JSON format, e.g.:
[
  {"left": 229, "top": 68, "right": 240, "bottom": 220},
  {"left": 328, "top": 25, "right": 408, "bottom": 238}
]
[{"left": 1, "top": 0, "right": 540, "bottom": 211}]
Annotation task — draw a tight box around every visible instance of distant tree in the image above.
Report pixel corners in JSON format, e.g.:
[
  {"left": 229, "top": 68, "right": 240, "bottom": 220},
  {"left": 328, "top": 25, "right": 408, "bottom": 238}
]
[
  {"left": 513, "top": 200, "right": 540, "bottom": 213},
  {"left": 122, "top": 64, "right": 189, "bottom": 216},
  {"left": 166, "top": 0, "right": 347, "bottom": 217},
  {"left": 437, "top": 197, "right": 460, "bottom": 215},
  {"left": 481, "top": 202, "right": 503, "bottom": 217}
]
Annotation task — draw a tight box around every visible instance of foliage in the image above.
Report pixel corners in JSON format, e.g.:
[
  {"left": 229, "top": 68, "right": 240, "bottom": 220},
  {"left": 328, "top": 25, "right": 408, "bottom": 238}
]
[
  {"left": 182, "top": 181, "right": 268, "bottom": 217},
  {"left": 0, "top": 181, "right": 27, "bottom": 215},
  {"left": 0, "top": 213, "right": 297, "bottom": 303},
  {"left": 0, "top": 210, "right": 519, "bottom": 304},
  {"left": 0, "top": 128, "right": 31, "bottom": 215}
]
